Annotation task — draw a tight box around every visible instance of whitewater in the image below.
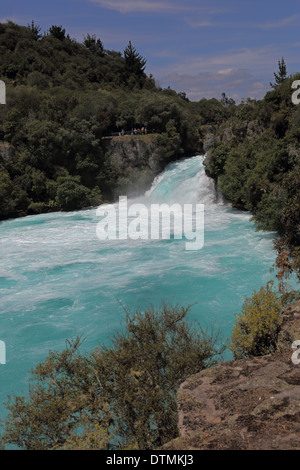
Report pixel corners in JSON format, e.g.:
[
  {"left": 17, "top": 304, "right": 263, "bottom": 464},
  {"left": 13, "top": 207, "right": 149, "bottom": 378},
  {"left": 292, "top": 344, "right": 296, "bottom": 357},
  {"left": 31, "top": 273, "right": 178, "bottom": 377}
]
[{"left": 0, "top": 155, "right": 278, "bottom": 420}]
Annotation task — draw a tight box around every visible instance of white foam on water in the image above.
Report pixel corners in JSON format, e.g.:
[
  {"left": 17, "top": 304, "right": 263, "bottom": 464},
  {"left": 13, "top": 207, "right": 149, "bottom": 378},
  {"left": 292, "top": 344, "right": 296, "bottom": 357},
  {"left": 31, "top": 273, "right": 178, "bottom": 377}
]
[{"left": 0, "top": 154, "right": 284, "bottom": 423}]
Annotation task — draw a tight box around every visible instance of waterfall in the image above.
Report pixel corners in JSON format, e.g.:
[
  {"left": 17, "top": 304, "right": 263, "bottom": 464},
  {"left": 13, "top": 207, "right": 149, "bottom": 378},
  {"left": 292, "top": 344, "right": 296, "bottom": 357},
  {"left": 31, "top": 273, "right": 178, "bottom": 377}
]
[
  {"left": 0, "top": 154, "right": 278, "bottom": 423},
  {"left": 145, "top": 155, "right": 219, "bottom": 206}
]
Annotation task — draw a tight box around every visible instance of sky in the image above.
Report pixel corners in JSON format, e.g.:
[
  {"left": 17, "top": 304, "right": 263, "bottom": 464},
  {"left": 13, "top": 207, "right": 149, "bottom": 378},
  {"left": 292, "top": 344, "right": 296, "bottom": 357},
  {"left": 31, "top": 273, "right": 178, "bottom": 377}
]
[{"left": 1, "top": 0, "right": 300, "bottom": 102}]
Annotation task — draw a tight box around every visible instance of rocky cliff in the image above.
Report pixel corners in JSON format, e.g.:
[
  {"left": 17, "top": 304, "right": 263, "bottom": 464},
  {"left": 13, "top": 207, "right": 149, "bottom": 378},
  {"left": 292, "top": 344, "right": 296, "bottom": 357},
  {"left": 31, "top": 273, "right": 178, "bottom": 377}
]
[
  {"left": 163, "top": 301, "right": 300, "bottom": 450},
  {"left": 102, "top": 135, "right": 169, "bottom": 198}
]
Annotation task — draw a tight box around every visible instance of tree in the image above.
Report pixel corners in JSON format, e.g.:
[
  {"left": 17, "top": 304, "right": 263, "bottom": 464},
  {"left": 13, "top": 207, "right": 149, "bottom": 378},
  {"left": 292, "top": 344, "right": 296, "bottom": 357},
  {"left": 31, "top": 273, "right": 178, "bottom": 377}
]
[
  {"left": 1, "top": 303, "right": 224, "bottom": 450},
  {"left": 156, "top": 119, "right": 184, "bottom": 162},
  {"left": 124, "top": 41, "right": 147, "bottom": 77},
  {"left": 220, "top": 92, "right": 236, "bottom": 107},
  {"left": 83, "top": 33, "right": 104, "bottom": 57},
  {"left": 270, "top": 57, "right": 287, "bottom": 89},
  {"left": 1, "top": 337, "right": 110, "bottom": 450},
  {"left": 49, "top": 25, "right": 66, "bottom": 41},
  {"left": 55, "top": 175, "right": 92, "bottom": 211},
  {"left": 27, "top": 20, "right": 42, "bottom": 41},
  {"left": 177, "top": 91, "right": 190, "bottom": 102},
  {"left": 0, "top": 170, "right": 14, "bottom": 217},
  {"left": 208, "top": 142, "right": 230, "bottom": 178}
]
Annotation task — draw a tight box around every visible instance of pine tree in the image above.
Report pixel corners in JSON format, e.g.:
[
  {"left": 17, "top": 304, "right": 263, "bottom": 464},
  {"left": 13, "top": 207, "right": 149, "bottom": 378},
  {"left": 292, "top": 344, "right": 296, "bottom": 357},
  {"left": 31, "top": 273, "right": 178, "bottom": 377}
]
[
  {"left": 28, "top": 20, "right": 42, "bottom": 41},
  {"left": 123, "top": 41, "right": 147, "bottom": 77},
  {"left": 270, "top": 57, "right": 287, "bottom": 89}
]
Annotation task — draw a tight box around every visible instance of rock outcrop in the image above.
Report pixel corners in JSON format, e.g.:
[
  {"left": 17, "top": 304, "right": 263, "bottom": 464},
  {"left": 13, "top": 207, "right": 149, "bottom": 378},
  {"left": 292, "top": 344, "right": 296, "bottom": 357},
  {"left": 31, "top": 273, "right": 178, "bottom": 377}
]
[
  {"left": 105, "top": 135, "right": 164, "bottom": 174},
  {"left": 0, "top": 142, "right": 15, "bottom": 161},
  {"left": 102, "top": 135, "right": 168, "bottom": 198},
  {"left": 163, "top": 302, "right": 300, "bottom": 450}
]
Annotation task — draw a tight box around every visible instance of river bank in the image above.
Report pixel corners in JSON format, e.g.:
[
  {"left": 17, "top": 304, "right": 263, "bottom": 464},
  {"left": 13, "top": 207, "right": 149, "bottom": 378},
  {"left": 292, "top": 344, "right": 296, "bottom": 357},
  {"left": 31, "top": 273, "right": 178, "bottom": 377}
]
[{"left": 163, "top": 301, "right": 300, "bottom": 450}]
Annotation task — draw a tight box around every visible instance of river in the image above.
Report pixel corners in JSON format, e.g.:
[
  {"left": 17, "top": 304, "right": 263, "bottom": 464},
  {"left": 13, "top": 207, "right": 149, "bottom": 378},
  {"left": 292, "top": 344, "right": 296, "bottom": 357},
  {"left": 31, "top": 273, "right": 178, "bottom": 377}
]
[{"left": 0, "top": 154, "right": 278, "bottom": 421}]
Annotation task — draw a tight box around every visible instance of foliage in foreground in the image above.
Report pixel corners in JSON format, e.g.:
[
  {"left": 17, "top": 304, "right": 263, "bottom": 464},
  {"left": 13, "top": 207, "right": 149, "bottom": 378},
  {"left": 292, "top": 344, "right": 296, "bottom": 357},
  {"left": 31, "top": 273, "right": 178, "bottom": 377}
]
[
  {"left": 1, "top": 303, "right": 225, "bottom": 450},
  {"left": 230, "top": 281, "right": 283, "bottom": 360}
]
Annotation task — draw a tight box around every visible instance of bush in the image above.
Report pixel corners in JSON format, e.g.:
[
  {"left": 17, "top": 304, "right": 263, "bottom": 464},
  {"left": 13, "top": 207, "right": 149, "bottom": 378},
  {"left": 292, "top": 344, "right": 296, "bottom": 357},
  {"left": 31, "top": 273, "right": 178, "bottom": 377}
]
[
  {"left": 1, "top": 303, "right": 225, "bottom": 450},
  {"left": 229, "top": 281, "right": 283, "bottom": 359},
  {"left": 55, "top": 175, "right": 92, "bottom": 211},
  {"left": 209, "top": 142, "right": 230, "bottom": 178}
]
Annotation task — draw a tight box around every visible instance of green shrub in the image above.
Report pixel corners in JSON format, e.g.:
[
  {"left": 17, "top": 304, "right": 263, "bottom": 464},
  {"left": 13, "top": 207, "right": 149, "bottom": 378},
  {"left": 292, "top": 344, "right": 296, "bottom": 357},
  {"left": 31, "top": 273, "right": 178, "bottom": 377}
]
[
  {"left": 55, "top": 175, "right": 92, "bottom": 211},
  {"left": 1, "top": 303, "right": 224, "bottom": 450},
  {"left": 209, "top": 142, "right": 230, "bottom": 178},
  {"left": 229, "top": 281, "right": 283, "bottom": 359}
]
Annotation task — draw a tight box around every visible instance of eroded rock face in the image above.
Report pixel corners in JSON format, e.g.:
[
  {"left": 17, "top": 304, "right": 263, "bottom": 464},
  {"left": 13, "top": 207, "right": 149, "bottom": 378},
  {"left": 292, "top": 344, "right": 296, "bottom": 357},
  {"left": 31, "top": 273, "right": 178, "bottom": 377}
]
[
  {"left": 277, "top": 301, "right": 300, "bottom": 352},
  {"left": 163, "top": 302, "right": 300, "bottom": 450},
  {"left": 221, "top": 127, "right": 234, "bottom": 144},
  {"left": 108, "top": 136, "right": 164, "bottom": 174},
  {"left": 246, "top": 120, "right": 264, "bottom": 140},
  {"left": 103, "top": 136, "right": 164, "bottom": 198},
  {"left": 203, "top": 134, "right": 216, "bottom": 154},
  {"left": 0, "top": 143, "right": 15, "bottom": 161}
]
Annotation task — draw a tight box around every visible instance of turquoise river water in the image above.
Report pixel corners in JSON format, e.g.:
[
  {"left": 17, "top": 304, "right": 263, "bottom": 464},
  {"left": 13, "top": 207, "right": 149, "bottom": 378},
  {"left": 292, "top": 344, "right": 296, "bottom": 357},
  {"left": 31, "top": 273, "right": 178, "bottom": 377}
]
[{"left": 0, "top": 155, "right": 279, "bottom": 421}]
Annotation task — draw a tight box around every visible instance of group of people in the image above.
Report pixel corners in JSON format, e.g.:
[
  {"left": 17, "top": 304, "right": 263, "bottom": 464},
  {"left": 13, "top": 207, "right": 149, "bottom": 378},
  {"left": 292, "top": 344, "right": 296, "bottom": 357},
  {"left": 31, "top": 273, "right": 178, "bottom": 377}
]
[
  {"left": 117, "top": 127, "right": 149, "bottom": 136},
  {"left": 131, "top": 127, "right": 148, "bottom": 135}
]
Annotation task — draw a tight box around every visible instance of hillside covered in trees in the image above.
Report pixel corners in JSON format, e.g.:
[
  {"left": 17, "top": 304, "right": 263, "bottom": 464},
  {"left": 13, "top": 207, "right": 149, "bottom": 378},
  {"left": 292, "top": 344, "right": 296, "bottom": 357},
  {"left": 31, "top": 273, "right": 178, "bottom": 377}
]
[
  {"left": 1, "top": 22, "right": 300, "bottom": 451},
  {"left": 0, "top": 21, "right": 204, "bottom": 219},
  {"left": 204, "top": 62, "right": 300, "bottom": 286},
  {"left": 0, "top": 21, "right": 299, "bottom": 285}
]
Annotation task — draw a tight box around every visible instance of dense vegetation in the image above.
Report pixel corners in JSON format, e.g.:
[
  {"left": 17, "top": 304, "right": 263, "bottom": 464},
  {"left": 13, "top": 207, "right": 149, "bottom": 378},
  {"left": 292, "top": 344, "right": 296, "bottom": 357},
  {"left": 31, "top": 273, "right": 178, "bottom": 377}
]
[
  {"left": 1, "top": 303, "right": 224, "bottom": 450},
  {"left": 1, "top": 23, "right": 299, "bottom": 278},
  {"left": 0, "top": 21, "right": 202, "bottom": 219},
  {"left": 1, "top": 22, "right": 300, "bottom": 450},
  {"left": 205, "top": 62, "right": 300, "bottom": 286}
]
